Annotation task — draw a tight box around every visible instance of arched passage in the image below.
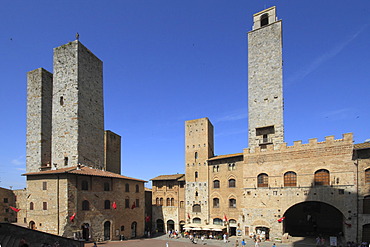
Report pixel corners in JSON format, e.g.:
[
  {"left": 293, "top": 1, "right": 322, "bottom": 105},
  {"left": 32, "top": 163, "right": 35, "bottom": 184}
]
[
  {"left": 29, "top": 221, "right": 36, "bottom": 230},
  {"left": 156, "top": 219, "right": 164, "bottom": 233},
  {"left": 283, "top": 201, "right": 343, "bottom": 237},
  {"left": 167, "top": 220, "right": 175, "bottom": 232}
]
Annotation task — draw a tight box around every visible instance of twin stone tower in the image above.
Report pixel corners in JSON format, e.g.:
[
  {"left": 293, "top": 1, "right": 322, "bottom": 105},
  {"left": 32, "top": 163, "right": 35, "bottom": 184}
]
[{"left": 26, "top": 41, "right": 121, "bottom": 174}]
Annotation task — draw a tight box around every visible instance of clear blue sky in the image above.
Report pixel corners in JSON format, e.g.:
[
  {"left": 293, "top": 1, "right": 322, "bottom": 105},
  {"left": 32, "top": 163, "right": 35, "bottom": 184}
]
[{"left": 1, "top": 1, "right": 369, "bottom": 189}]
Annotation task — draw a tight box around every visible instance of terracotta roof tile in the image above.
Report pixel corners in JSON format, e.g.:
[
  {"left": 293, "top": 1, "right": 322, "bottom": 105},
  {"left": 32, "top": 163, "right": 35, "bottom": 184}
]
[
  {"left": 354, "top": 142, "right": 370, "bottom": 150},
  {"left": 151, "top": 174, "right": 185, "bottom": 181},
  {"left": 208, "top": 153, "right": 243, "bottom": 161},
  {"left": 23, "top": 165, "right": 146, "bottom": 182}
]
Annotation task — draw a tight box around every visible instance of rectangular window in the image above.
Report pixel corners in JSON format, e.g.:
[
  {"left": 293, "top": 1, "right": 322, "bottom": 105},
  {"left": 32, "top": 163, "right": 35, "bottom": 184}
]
[
  {"left": 125, "top": 199, "right": 130, "bottom": 208},
  {"left": 136, "top": 199, "right": 140, "bottom": 208},
  {"left": 43, "top": 202, "right": 47, "bottom": 210},
  {"left": 168, "top": 183, "right": 173, "bottom": 189},
  {"left": 5, "top": 209, "right": 9, "bottom": 213},
  {"left": 43, "top": 182, "right": 47, "bottom": 190},
  {"left": 180, "top": 201, "right": 184, "bottom": 208},
  {"left": 4, "top": 198, "right": 8, "bottom": 203}
]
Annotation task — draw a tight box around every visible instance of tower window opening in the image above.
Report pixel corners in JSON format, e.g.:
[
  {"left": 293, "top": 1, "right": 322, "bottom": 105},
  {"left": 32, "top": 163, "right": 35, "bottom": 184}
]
[
  {"left": 195, "top": 171, "right": 198, "bottom": 179},
  {"left": 261, "top": 13, "right": 269, "bottom": 27},
  {"left": 195, "top": 152, "right": 198, "bottom": 159},
  {"left": 64, "top": 157, "right": 68, "bottom": 166},
  {"left": 60, "top": 96, "right": 64, "bottom": 106}
]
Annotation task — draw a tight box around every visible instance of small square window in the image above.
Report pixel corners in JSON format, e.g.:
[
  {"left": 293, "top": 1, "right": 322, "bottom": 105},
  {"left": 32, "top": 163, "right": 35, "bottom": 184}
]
[{"left": 4, "top": 198, "right": 8, "bottom": 203}]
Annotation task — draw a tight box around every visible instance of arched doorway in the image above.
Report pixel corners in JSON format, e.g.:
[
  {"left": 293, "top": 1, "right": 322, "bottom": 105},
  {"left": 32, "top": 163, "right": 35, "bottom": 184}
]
[
  {"left": 104, "top": 221, "right": 111, "bottom": 240},
  {"left": 284, "top": 201, "right": 343, "bottom": 236},
  {"left": 81, "top": 223, "right": 90, "bottom": 241},
  {"left": 131, "top": 221, "right": 137, "bottom": 238},
  {"left": 156, "top": 219, "right": 164, "bottom": 233},
  {"left": 167, "top": 220, "right": 175, "bottom": 232},
  {"left": 362, "top": 224, "right": 370, "bottom": 243},
  {"left": 179, "top": 221, "right": 185, "bottom": 232},
  {"left": 29, "top": 221, "right": 36, "bottom": 230}
]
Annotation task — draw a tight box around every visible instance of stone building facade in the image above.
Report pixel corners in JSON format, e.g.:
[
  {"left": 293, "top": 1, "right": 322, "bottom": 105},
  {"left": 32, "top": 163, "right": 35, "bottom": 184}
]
[
  {"left": 151, "top": 174, "right": 186, "bottom": 233},
  {"left": 18, "top": 40, "right": 147, "bottom": 242},
  {"left": 23, "top": 166, "right": 145, "bottom": 241},
  {"left": 151, "top": 6, "right": 370, "bottom": 243},
  {"left": 0, "top": 187, "right": 17, "bottom": 223}
]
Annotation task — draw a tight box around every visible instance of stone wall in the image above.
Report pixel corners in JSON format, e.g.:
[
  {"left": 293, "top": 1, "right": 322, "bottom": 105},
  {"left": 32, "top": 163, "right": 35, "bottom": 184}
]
[
  {"left": 248, "top": 7, "right": 283, "bottom": 149},
  {"left": 104, "top": 130, "right": 121, "bottom": 174},
  {"left": 0, "top": 187, "right": 17, "bottom": 223},
  {"left": 26, "top": 68, "right": 53, "bottom": 172},
  {"left": 52, "top": 41, "right": 104, "bottom": 169}
]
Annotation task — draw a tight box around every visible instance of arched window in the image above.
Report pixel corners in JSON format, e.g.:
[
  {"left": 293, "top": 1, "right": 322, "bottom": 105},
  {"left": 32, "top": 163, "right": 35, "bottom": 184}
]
[
  {"left": 156, "top": 198, "right": 159, "bottom": 205},
  {"left": 82, "top": 200, "right": 90, "bottom": 210},
  {"left": 104, "top": 182, "right": 110, "bottom": 191},
  {"left": 363, "top": 195, "right": 370, "bottom": 214},
  {"left": 366, "top": 169, "right": 370, "bottom": 183},
  {"left": 261, "top": 13, "right": 269, "bottom": 27},
  {"left": 193, "top": 217, "right": 201, "bottom": 224},
  {"left": 229, "top": 199, "right": 236, "bottom": 208},
  {"left": 166, "top": 198, "right": 171, "bottom": 206},
  {"left": 213, "top": 180, "right": 220, "bottom": 188},
  {"left": 105, "top": 200, "right": 110, "bottom": 209},
  {"left": 160, "top": 198, "right": 163, "bottom": 206},
  {"left": 81, "top": 180, "right": 89, "bottom": 190},
  {"left": 229, "top": 219, "right": 237, "bottom": 225},
  {"left": 213, "top": 198, "right": 220, "bottom": 208},
  {"left": 228, "top": 179, "right": 236, "bottom": 188},
  {"left": 193, "top": 204, "right": 201, "bottom": 213},
  {"left": 284, "top": 171, "right": 297, "bottom": 187},
  {"left": 30, "top": 202, "right": 34, "bottom": 210},
  {"left": 125, "top": 183, "right": 130, "bottom": 192},
  {"left": 213, "top": 218, "right": 223, "bottom": 225},
  {"left": 171, "top": 198, "right": 174, "bottom": 206},
  {"left": 314, "top": 169, "right": 330, "bottom": 186},
  {"left": 135, "top": 184, "right": 139, "bottom": 193},
  {"left": 257, "top": 173, "right": 268, "bottom": 187}
]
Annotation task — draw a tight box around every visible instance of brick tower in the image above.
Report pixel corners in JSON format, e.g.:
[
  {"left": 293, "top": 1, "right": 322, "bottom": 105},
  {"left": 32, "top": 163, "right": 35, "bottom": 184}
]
[
  {"left": 185, "top": 118, "right": 214, "bottom": 225},
  {"left": 248, "top": 6, "right": 284, "bottom": 150},
  {"left": 51, "top": 41, "right": 104, "bottom": 169}
]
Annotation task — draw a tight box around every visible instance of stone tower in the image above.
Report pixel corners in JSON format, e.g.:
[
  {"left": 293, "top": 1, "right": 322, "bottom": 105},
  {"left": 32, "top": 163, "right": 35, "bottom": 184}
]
[
  {"left": 26, "top": 68, "right": 53, "bottom": 172},
  {"left": 185, "top": 118, "right": 214, "bottom": 224},
  {"left": 104, "top": 130, "right": 121, "bottom": 174},
  {"left": 52, "top": 41, "right": 104, "bottom": 169},
  {"left": 248, "top": 6, "right": 284, "bottom": 150}
]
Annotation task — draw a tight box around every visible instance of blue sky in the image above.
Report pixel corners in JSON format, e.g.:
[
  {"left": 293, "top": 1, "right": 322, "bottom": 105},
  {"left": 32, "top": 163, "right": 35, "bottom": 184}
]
[{"left": 1, "top": 1, "right": 369, "bottom": 189}]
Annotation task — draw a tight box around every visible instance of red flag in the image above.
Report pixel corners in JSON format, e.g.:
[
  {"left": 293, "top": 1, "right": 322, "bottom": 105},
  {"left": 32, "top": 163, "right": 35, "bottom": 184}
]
[
  {"left": 145, "top": 216, "right": 151, "bottom": 222},
  {"left": 112, "top": 201, "right": 117, "bottom": 209},
  {"left": 10, "top": 206, "right": 20, "bottom": 212},
  {"left": 187, "top": 213, "right": 190, "bottom": 219},
  {"left": 278, "top": 217, "right": 285, "bottom": 223},
  {"left": 131, "top": 202, "right": 136, "bottom": 209},
  {"left": 223, "top": 214, "right": 228, "bottom": 222},
  {"left": 70, "top": 213, "right": 76, "bottom": 222}
]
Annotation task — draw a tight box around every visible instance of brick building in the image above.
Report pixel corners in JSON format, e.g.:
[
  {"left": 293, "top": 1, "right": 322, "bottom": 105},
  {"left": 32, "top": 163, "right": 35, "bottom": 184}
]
[{"left": 151, "top": 6, "right": 370, "bottom": 243}]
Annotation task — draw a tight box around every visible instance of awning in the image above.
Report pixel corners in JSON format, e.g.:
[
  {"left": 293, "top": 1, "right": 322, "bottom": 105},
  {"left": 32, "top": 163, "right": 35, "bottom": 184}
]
[{"left": 184, "top": 224, "right": 226, "bottom": 231}]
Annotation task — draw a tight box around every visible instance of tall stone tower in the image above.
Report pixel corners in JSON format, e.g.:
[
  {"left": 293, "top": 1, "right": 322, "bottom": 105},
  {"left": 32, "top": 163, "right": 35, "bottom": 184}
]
[
  {"left": 52, "top": 41, "right": 104, "bottom": 169},
  {"left": 26, "top": 68, "right": 53, "bottom": 172},
  {"left": 185, "top": 118, "right": 214, "bottom": 224},
  {"left": 248, "top": 6, "right": 284, "bottom": 150}
]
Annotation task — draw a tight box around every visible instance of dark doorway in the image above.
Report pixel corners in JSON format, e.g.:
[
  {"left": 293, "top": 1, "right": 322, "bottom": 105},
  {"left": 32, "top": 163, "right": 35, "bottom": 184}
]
[
  {"left": 167, "top": 220, "right": 175, "bottom": 232},
  {"left": 363, "top": 224, "right": 370, "bottom": 243},
  {"left": 131, "top": 221, "right": 137, "bottom": 238},
  {"left": 179, "top": 221, "right": 185, "bottom": 232},
  {"left": 229, "top": 227, "right": 237, "bottom": 236},
  {"left": 81, "top": 223, "right": 90, "bottom": 241},
  {"left": 104, "top": 221, "right": 111, "bottom": 240},
  {"left": 284, "top": 201, "right": 343, "bottom": 237},
  {"left": 29, "top": 221, "right": 36, "bottom": 230},
  {"left": 156, "top": 219, "right": 164, "bottom": 233}
]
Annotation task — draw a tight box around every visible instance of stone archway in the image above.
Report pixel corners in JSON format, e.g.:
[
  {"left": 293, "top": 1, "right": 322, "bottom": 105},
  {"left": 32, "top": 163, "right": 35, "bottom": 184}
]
[
  {"left": 29, "top": 221, "right": 36, "bottom": 230},
  {"left": 283, "top": 201, "right": 343, "bottom": 237},
  {"left": 156, "top": 219, "right": 164, "bottom": 233},
  {"left": 167, "top": 220, "right": 175, "bottom": 232}
]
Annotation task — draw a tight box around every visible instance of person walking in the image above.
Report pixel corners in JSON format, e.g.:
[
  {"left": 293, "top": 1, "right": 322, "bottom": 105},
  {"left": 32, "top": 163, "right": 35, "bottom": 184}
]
[{"left": 241, "top": 239, "right": 246, "bottom": 246}]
